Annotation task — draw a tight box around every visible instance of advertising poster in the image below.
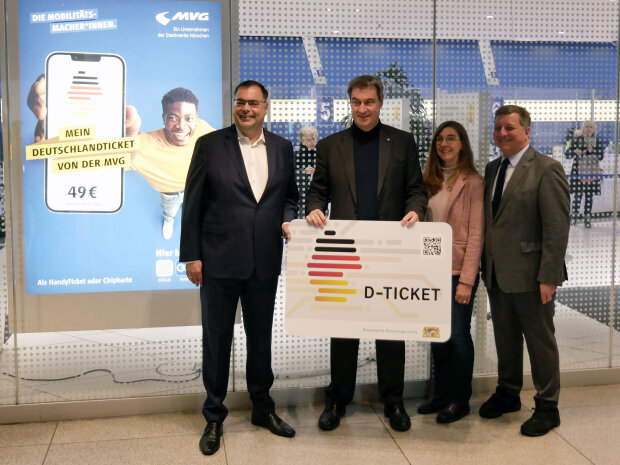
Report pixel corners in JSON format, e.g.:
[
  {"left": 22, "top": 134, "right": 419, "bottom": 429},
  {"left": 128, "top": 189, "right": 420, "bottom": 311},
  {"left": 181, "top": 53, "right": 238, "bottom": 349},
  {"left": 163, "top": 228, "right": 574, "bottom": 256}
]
[{"left": 19, "top": 0, "right": 223, "bottom": 294}]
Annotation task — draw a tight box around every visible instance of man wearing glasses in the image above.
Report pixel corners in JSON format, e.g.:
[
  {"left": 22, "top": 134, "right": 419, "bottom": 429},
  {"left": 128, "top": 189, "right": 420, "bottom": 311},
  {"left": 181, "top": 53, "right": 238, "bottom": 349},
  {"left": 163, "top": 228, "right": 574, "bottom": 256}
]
[{"left": 180, "top": 80, "right": 299, "bottom": 455}]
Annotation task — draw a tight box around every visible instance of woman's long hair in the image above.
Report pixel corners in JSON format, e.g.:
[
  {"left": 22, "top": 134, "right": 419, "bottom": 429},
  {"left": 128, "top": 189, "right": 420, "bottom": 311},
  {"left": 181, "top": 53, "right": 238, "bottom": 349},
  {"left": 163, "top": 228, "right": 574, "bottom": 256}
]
[{"left": 423, "top": 121, "right": 478, "bottom": 197}]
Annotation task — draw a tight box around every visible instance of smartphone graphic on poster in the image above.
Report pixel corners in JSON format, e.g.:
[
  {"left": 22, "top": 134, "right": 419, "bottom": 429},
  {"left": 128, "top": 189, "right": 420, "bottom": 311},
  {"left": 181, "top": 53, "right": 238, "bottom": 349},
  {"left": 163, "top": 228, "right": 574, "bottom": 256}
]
[{"left": 45, "top": 52, "right": 125, "bottom": 213}]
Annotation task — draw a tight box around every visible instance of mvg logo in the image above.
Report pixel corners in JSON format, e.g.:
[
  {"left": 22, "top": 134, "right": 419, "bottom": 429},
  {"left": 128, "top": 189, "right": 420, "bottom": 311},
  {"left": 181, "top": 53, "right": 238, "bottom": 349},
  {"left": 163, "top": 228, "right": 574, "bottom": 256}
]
[{"left": 156, "top": 11, "right": 210, "bottom": 26}]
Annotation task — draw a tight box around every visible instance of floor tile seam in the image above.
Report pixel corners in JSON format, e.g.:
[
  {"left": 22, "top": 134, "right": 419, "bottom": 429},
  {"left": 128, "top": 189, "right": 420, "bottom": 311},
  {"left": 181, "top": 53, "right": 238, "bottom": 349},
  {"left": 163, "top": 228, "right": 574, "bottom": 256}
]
[
  {"left": 559, "top": 337, "right": 615, "bottom": 346},
  {"left": 224, "top": 418, "right": 398, "bottom": 437},
  {"left": 372, "top": 408, "right": 412, "bottom": 465},
  {"left": 0, "top": 442, "right": 53, "bottom": 449},
  {"left": 550, "top": 429, "right": 597, "bottom": 465},
  {"left": 557, "top": 402, "right": 620, "bottom": 410},
  {"left": 384, "top": 430, "right": 412, "bottom": 465},
  {"left": 560, "top": 333, "right": 615, "bottom": 341},
  {"left": 221, "top": 434, "right": 229, "bottom": 465},
  {"left": 41, "top": 422, "right": 58, "bottom": 465},
  {"left": 562, "top": 362, "right": 614, "bottom": 370},
  {"left": 223, "top": 418, "right": 386, "bottom": 435},
  {"left": 557, "top": 344, "right": 616, "bottom": 357},
  {"left": 51, "top": 412, "right": 200, "bottom": 424},
  {"left": 49, "top": 431, "right": 203, "bottom": 445}
]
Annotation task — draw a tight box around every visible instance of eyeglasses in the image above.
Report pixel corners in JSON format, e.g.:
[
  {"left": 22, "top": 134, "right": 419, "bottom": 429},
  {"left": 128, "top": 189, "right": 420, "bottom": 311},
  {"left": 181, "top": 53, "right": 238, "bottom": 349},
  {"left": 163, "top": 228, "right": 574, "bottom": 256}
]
[
  {"left": 234, "top": 99, "right": 266, "bottom": 108},
  {"left": 436, "top": 136, "right": 460, "bottom": 144}
]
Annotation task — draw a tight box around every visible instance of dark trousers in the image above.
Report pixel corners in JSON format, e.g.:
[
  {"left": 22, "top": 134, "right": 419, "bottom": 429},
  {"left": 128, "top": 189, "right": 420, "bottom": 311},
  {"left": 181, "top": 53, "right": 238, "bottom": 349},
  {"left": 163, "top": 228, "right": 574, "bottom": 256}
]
[
  {"left": 431, "top": 274, "right": 479, "bottom": 406},
  {"left": 200, "top": 273, "right": 279, "bottom": 422},
  {"left": 487, "top": 276, "right": 560, "bottom": 407},
  {"left": 572, "top": 191, "right": 593, "bottom": 217},
  {"left": 326, "top": 338, "right": 405, "bottom": 408}
]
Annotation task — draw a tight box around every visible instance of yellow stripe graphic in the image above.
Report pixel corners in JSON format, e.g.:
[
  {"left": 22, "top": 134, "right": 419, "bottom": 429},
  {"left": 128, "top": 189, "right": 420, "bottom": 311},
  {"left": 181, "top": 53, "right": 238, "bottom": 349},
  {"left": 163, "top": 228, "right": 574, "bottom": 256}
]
[
  {"left": 310, "top": 279, "right": 348, "bottom": 285},
  {"left": 315, "top": 296, "right": 347, "bottom": 302},
  {"left": 318, "top": 288, "right": 357, "bottom": 294}
]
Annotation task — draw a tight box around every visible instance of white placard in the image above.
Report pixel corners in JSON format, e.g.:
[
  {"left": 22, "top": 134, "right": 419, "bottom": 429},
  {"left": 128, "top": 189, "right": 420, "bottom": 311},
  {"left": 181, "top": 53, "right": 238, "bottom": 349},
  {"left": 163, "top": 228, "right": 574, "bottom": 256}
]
[{"left": 285, "top": 219, "right": 453, "bottom": 342}]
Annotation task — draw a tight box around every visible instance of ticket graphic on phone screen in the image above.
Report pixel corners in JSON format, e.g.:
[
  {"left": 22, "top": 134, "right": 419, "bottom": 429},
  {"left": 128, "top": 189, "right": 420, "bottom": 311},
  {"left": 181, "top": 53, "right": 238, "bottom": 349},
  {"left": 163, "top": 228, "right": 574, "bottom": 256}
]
[{"left": 45, "top": 51, "right": 126, "bottom": 213}]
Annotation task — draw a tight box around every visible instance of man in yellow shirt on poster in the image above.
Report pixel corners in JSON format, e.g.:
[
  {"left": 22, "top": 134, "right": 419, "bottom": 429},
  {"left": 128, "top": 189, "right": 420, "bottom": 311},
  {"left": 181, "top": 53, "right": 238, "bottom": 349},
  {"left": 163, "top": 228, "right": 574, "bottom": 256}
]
[
  {"left": 28, "top": 78, "right": 214, "bottom": 239},
  {"left": 125, "top": 88, "right": 215, "bottom": 239}
]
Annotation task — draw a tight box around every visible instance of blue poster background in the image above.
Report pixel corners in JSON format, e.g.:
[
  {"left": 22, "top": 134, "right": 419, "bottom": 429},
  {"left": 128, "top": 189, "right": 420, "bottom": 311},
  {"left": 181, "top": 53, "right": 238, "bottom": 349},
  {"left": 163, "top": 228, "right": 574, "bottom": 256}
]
[{"left": 19, "top": 0, "right": 223, "bottom": 294}]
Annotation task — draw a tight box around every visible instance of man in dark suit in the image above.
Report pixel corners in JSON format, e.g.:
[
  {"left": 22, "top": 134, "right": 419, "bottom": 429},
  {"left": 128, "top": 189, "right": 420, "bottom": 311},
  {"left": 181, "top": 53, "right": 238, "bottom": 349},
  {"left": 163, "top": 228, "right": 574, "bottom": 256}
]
[
  {"left": 480, "top": 105, "right": 569, "bottom": 436},
  {"left": 305, "top": 75, "right": 428, "bottom": 432},
  {"left": 180, "top": 80, "right": 298, "bottom": 455}
]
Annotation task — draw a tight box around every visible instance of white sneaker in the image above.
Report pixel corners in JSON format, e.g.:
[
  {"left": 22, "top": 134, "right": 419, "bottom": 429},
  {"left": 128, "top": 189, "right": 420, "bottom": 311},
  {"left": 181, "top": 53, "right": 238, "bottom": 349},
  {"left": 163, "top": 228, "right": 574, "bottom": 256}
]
[{"left": 163, "top": 219, "right": 174, "bottom": 239}]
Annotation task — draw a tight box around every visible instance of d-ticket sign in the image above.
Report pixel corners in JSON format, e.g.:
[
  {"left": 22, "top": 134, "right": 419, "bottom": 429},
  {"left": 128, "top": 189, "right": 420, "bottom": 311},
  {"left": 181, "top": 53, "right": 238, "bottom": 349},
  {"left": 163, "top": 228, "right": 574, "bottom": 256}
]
[{"left": 285, "top": 219, "right": 453, "bottom": 342}]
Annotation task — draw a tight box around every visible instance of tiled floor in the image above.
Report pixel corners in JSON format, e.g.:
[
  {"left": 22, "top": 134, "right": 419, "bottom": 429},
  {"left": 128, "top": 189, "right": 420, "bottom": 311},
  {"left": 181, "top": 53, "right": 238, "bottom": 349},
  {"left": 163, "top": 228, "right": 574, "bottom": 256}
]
[{"left": 1, "top": 384, "right": 620, "bottom": 465}]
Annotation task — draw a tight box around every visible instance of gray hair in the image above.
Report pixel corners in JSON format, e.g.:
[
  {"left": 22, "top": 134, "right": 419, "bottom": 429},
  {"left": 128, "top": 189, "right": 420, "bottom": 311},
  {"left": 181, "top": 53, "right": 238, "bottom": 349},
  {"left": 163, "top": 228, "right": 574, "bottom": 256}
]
[
  {"left": 298, "top": 125, "right": 318, "bottom": 142},
  {"left": 580, "top": 120, "right": 596, "bottom": 132}
]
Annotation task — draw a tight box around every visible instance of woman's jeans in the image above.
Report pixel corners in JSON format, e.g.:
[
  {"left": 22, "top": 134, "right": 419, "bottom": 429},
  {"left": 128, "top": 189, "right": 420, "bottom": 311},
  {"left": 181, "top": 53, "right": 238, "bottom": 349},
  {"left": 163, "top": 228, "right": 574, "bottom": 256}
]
[{"left": 430, "top": 274, "right": 480, "bottom": 406}]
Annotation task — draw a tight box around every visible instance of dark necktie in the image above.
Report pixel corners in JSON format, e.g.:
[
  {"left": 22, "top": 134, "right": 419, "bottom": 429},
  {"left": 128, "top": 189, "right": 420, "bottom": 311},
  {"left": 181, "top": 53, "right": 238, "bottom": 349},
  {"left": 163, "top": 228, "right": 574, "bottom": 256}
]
[{"left": 492, "top": 158, "right": 510, "bottom": 217}]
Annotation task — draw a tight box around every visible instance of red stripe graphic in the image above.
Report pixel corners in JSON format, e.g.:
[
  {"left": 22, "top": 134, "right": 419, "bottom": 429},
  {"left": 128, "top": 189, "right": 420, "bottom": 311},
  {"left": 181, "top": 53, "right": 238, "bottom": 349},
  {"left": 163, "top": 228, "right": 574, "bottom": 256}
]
[
  {"left": 68, "top": 91, "right": 103, "bottom": 95},
  {"left": 308, "top": 263, "right": 362, "bottom": 269},
  {"left": 308, "top": 271, "right": 344, "bottom": 277}
]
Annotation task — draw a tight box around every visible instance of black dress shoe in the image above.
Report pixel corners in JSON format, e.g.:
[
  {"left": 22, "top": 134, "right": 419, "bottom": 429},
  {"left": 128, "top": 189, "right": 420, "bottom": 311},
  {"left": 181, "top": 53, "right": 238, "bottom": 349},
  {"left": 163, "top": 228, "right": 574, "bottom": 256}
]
[
  {"left": 199, "top": 421, "right": 223, "bottom": 456},
  {"left": 251, "top": 410, "right": 296, "bottom": 437},
  {"left": 417, "top": 398, "right": 448, "bottom": 415},
  {"left": 436, "top": 402, "right": 470, "bottom": 424},
  {"left": 479, "top": 392, "right": 521, "bottom": 418},
  {"left": 520, "top": 409, "right": 560, "bottom": 437},
  {"left": 384, "top": 402, "right": 411, "bottom": 432},
  {"left": 318, "top": 401, "right": 346, "bottom": 431}
]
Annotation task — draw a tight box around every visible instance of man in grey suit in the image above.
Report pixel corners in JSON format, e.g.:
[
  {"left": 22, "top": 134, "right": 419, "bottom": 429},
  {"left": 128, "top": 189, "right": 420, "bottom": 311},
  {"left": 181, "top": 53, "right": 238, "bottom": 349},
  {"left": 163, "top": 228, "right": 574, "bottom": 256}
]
[
  {"left": 479, "top": 105, "right": 569, "bottom": 436},
  {"left": 305, "top": 75, "right": 428, "bottom": 432}
]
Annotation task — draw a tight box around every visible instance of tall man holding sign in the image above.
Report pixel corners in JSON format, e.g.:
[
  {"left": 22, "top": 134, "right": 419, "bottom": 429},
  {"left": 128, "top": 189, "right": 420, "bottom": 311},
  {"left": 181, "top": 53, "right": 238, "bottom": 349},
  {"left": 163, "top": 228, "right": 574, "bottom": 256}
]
[{"left": 305, "top": 75, "right": 428, "bottom": 432}]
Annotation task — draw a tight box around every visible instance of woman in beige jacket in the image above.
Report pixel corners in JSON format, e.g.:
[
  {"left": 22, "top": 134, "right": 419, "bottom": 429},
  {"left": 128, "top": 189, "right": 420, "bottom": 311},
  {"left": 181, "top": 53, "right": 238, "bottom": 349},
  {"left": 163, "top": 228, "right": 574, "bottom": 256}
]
[{"left": 417, "top": 121, "right": 484, "bottom": 423}]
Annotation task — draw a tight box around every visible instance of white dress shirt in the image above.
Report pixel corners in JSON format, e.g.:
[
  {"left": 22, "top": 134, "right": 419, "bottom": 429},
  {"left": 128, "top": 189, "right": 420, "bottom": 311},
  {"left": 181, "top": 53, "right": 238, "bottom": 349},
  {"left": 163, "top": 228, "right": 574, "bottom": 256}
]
[
  {"left": 237, "top": 128, "right": 268, "bottom": 202},
  {"left": 492, "top": 144, "right": 529, "bottom": 199}
]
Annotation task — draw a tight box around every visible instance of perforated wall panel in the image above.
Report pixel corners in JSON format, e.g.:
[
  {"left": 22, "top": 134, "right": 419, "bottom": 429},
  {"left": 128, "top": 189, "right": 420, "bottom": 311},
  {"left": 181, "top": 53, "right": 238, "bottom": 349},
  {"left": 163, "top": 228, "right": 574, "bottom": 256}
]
[
  {"left": 238, "top": 0, "right": 617, "bottom": 41},
  {"left": 1, "top": 0, "right": 619, "bottom": 408}
]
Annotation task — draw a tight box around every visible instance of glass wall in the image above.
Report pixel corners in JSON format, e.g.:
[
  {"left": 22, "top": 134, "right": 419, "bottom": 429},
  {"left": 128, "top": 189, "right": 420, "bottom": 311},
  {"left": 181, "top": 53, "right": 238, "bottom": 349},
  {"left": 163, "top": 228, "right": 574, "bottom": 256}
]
[{"left": 0, "top": 0, "right": 618, "bottom": 410}]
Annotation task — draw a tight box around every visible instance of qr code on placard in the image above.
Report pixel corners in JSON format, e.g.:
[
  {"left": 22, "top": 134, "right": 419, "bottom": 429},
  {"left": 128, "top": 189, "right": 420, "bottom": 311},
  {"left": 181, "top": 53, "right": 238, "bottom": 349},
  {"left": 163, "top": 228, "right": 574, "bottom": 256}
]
[{"left": 422, "top": 236, "right": 442, "bottom": 256}]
